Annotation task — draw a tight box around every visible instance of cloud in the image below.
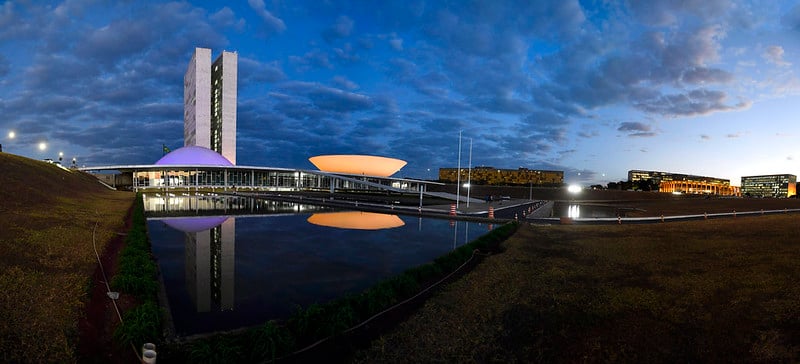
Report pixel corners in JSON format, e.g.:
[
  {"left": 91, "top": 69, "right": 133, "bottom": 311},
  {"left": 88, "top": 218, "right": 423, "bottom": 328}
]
[
  {"left": 700, "top": 134, "right": 711, "bottom": 140},
  {"left": 763, "top": 45, "right": 791, "bottom": 66},
  {"left": 323, "top": 15, "right": 354, "bottom": 42},
  {"left": 635, "top": 89, "right": 750, "bottom": 117},
  {"left": 332, "top": 76, "right": 358, "bottom": 90},
  {"left": 389, "top": 37, "right": 403, "bottom": 51},
  {"left": 0, "top": 54, "right": 9, "bottom": 78},
  {"left": 289, "top": 50, "right": 334, "bottom": 71},
  {"left": 618, "top": 122, "right": 657, "bottom": 137},
  {"left": 248, "top": 0, "right": 286, "bottom": 33},
  {"left": 628, "top": 0, "right": 732, "bottom": 26},
  {"left": 210, "top": 7, "right": 246, "bottom": 31},
  {"left": 239, "top": 57, "right": 286, "bottom": 87},
  {"left": 726, "top": 132, "right": 742, "bottom": 138},
  {"left": 618, "top": 122, "right": 651, "bottom": 132}
]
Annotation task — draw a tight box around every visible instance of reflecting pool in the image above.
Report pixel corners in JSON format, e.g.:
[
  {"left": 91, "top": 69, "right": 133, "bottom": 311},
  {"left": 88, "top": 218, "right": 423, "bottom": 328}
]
[
  {"left": 144, "top": 194, "right": 494, "bottom": 336},
  {"left": 552, "top": 202, "right": 621, "bottom": 218}
]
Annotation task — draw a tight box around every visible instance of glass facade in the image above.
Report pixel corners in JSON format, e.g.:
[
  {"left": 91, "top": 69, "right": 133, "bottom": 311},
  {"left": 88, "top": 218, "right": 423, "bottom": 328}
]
[
  {"left": 741, "top": 174, "right": 797, "bottom": 198},
  {"left": 129, "top": 167, "right": 431, "bottom": 193}
]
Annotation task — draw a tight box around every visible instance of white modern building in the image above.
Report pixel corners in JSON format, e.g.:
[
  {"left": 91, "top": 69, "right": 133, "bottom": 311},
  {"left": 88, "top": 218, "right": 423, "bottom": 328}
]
[{"left": 184, "top": 47, "right": 238, "bottom": 165}]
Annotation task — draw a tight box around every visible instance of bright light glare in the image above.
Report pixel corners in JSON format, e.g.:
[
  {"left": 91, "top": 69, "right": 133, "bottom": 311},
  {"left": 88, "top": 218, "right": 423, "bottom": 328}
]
[
  {"left": 463, "top": 183, "right": 470, "bottom": 188},
  {"left": 672, "top": 191, "right": 682, "bottom": 195},
  {"left": 568, "top": 204, "right": 580, "bottom": 218},
  {"left": 567, "top": 185, "right": 581, "bottom": 193},
  {"left": 8, "top": 131, "right": 15, "bottom": 139},
  {"left": 59, "top": 151, "right": 63, "bottom": 157},
  {"left": 38, "top": 142, "right": 47, "bottom": 151}
]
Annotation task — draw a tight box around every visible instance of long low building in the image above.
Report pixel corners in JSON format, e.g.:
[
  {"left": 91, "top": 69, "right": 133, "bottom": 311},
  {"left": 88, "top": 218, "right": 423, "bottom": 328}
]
[
  {"left": 439, "top": 167, "right": 563, "bottom": 186},
  {"left": 81, "top": 146, "right": 439, "bottom": 195},
  {"left": 629, "top": 169, "right": 740, "bottom": 196}
]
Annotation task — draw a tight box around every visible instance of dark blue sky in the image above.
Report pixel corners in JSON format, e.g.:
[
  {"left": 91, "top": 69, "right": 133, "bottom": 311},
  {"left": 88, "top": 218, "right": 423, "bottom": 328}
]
[{"left": 1, "top": 1, "right": 799, "bottom": 184}]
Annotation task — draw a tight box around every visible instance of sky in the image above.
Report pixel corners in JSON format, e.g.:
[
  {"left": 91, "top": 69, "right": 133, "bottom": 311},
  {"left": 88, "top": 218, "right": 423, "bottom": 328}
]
[{"left": 1, "top": 0, "right": 799, "bottom": 186}]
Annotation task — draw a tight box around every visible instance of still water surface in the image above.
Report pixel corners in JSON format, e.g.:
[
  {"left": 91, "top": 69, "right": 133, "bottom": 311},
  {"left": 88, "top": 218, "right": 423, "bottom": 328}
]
[{"left": 144, "top": 195, "right": 494, "bottom": 336}]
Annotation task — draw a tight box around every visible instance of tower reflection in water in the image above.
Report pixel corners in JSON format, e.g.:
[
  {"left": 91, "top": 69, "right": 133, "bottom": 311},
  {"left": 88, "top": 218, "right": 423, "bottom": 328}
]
[{"left": 162, "top": 216, "right": 235, "bottom": 313}]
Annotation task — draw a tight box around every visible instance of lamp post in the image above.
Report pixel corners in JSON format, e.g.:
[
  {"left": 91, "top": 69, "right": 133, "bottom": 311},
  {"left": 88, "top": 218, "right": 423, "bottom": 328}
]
[{"left": 59, "top": 151, "right": 63, "bottom": 164}]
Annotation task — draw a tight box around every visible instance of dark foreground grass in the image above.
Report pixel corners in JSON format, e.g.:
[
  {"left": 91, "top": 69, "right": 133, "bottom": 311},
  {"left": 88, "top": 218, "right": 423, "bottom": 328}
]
[
  {"left": 354, "top": 214, "right": 800, "bottom": 363},
  {"left": 0, "top": 153, "right": 133, "bottom": 363}
]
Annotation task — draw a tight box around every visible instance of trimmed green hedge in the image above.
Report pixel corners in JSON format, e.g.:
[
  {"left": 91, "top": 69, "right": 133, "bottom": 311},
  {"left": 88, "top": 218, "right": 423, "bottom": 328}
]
[
  {"left": 111, "top": 193, "right": 162, "bottom": 348},
  {"left": 171, "top": 221, "right": 519, "bottom": 363}
]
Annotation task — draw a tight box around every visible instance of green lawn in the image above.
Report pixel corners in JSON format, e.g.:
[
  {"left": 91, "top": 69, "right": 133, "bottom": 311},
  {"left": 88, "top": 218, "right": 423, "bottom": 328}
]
[{"left": 354, "top": 214, "right": 800, "bottom": 363}]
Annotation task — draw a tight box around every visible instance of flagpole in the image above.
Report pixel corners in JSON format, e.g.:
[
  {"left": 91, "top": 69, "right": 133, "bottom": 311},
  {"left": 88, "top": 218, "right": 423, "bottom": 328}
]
[
  {"left": 466, "top": 138, "right": 472, "bottom": 207},
  {"left": 456, "top": 131, "right": 462, "bottom": 209}
]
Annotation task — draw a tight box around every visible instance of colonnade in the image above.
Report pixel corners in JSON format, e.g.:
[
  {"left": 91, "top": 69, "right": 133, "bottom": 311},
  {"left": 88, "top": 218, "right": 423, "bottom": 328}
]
[{"left": 659, "top": 180, "right": 741, "bottom": 196}]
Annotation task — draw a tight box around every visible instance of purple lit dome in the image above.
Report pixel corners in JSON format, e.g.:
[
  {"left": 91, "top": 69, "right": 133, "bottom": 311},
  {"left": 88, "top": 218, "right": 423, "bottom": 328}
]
[{"left": 155, "top": 146, "right": 233, "bottom": 166}]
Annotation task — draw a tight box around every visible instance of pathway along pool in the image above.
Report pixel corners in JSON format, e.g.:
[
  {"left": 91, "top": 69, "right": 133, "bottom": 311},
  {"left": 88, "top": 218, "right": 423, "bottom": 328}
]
[{"left": 144, "top": 195, "right": 495, "bottom": 336}]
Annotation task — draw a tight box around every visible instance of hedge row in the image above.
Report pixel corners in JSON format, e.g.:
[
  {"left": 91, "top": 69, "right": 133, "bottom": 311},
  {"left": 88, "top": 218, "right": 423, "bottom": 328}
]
[
  {"left": 111, "top": 193, "right": 162, "bottom": 348},
  {"left": 170, "top": 221, "right": 519, "bottom": 363}
]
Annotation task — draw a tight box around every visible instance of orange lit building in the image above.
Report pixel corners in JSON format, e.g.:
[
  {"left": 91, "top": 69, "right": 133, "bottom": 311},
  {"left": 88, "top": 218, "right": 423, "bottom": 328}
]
[
  {"left": 439, "top": 167, "right": 563, "bottom": 186},
  {"left": 658, "top": 180, "right": 740, "bottom": 196},
  {"left": 630, "top": 169, "right": 740, "bottom": 196}
]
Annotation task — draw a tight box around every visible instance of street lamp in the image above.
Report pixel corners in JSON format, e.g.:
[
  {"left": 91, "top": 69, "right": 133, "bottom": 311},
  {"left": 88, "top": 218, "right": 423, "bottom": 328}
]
[
  {"left": 59, "top": 151, "right": 63, "bottom": 163},
  {"left": 38, "top": 142, "right": 47, "bottom": 151}
]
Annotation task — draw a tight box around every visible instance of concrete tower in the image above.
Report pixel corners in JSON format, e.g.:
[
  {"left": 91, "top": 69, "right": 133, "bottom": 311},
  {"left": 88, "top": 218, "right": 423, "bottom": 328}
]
[{"left": 184, "top": 47, "right": 237, "bottom": 164}]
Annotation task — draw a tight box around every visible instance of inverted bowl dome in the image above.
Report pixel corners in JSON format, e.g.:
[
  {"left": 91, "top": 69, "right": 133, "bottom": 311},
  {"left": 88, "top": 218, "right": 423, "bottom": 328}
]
[
  {"left": 162, "top": 216, "right": 229, "bottom": 233},
  {"left": 156, "top": 146, "right": 233, "bottom": 166},
  {"left": 308, "top": 155, "right": 407, "bottom": 177}
]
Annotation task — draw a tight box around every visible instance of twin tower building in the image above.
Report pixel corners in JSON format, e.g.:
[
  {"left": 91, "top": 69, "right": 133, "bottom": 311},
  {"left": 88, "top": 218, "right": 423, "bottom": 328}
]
[{"left": 184, "top": 47, "right": 238, "bottom": 165}]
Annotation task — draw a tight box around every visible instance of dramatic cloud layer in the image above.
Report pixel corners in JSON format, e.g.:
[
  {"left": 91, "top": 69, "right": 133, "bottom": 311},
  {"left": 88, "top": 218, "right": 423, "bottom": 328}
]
[{"left": 1, "top": 1, "right": 798, "bottom": 184}]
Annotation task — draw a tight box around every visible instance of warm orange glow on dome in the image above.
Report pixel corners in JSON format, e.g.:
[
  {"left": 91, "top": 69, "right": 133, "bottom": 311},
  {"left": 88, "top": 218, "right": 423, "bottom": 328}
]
[
  {"left": 307, "top": 211, "right": 405, "bottom": 230},
  {"left": 308, "top": 155, "right": 407, "bottom": 177}
]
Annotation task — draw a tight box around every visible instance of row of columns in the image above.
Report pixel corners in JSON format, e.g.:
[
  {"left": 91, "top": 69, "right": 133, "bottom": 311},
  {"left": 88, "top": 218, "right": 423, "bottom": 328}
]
[{"left": 659, "top": 181, "right": 740, "bottom": 196}]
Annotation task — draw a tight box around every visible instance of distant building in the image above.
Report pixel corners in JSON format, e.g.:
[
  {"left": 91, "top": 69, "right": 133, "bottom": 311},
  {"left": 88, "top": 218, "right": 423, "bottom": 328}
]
[
  {"left": 185, "top": 47, "right": 238, "bottom": 164},
  {"left": 741, "top": 174, "right": 797, "bottom": 198},
  {"left": 439, "top": 167, "right": 563, "bottom": 186},
  {"left": 629, "top": 169, "right": 739, "bottom": 196}
]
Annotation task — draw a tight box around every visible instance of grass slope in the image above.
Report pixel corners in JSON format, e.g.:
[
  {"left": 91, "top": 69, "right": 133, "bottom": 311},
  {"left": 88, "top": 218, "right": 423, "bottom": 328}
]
[
  {"left": 0, "top": 153, "right": 134, "bottom": 363},
  {"left": 354, "top": 215, "right": 800, "bottom": 363}
]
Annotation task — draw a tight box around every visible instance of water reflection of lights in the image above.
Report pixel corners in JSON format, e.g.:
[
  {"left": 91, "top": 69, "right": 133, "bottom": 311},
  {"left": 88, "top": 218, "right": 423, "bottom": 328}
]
[
  {"left": 568, "top": 204, "right": 580, "bottom": 218},
  {"left": 307, "top": 211, "right": 405, "bottom": 230}
]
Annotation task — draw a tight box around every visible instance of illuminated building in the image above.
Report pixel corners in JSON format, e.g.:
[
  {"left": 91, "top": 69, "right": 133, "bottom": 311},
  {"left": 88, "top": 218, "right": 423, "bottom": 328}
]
[
  {"left": 629, "top": 170, "right": 740, "bottom": 196},
  {"left": 741, "top": 174, "right": 797, "bottom": 198},
  {"left": 185, "top": 47, "right": 238, "bottom": 165},
  {"left": 85, "top": 146, "right": 435, "bottom": 194},
  {"left": 439, "top": 167, "right": 563, "bottom": 186}
]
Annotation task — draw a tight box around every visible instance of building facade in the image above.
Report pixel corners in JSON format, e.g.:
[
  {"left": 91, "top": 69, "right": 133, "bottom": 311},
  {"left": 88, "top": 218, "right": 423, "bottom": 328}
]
[
  {"left": 629, "top": 170, "right": 739, "bottom": 196},
  {"left": 185, "top": 47, "right": 238, "bottom": 164},
  {"left": 741, "top": 174, "right": 797, "bottom": 198},
  {"left": 439, "top": 167, "right": 563, "bottom": 186}
]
